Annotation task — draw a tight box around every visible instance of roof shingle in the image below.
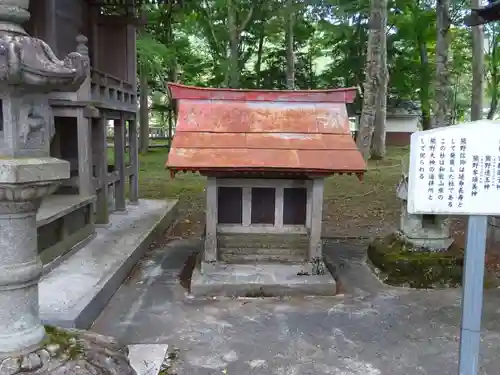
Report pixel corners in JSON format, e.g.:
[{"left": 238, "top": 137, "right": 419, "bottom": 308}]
[{"left": 166, "top": 83, "right": 366, "bottom": 176}]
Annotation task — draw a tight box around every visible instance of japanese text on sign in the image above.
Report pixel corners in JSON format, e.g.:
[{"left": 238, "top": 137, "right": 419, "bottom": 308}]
[{"left": 408, "top": 121, "right": 500, "bottom": 215}]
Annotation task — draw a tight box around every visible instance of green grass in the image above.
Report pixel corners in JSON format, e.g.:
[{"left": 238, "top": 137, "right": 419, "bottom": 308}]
[
  {"left": 138, "top": 149, "right": 204, "bottom": 200},
  {"left": 108, "top": 146, "right": 409, "bottom": 237},
  {"left": 107, "top": 148, "right": 205, "bottom": 201}
]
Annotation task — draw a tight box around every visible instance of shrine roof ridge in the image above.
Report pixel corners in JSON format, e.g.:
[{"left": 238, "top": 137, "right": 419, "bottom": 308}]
[{"left": 167, "top": 83, "right": 358, "bottom": 103}]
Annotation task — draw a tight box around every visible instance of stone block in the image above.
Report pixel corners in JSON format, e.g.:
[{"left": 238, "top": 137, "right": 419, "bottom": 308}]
[
  {"left": 191, "top": 260, "right": 337, "bottom": 297},
  {"left": 0, "top": 158, "right": 69, "bottom": 184}
]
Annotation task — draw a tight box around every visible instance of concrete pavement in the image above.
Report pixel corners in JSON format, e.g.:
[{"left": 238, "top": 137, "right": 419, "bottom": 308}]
[{"left": 91, "top": 239, "right": 500, "bottom": 375}]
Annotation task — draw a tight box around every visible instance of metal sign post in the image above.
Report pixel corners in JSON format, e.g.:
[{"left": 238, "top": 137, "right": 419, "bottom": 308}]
[
  {"left": 458, "top": 216, "right": 488, "bottom": 375},
  {"left": 406, "top": 120, "right": 500, "bottom": 375}
]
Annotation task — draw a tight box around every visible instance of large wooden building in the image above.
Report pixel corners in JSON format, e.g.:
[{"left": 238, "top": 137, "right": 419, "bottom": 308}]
[{"left": 26, "top": 0, "right": 140, "bottom": 267}]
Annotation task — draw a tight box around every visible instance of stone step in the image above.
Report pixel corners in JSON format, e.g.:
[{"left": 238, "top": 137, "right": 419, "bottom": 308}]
[
  {"left": 220, "top": 253, "right": 307, "bottom": 263},
  {"left": 39, "top": 199, "right": 179, "bottom": 329},
  {"left": 219, "top": 247, "right": 307, "bottom": 263},
  {"left": 218, "top": 233, "right": 309, "bottom": 249},
  {"left": 128, "top": 344, "right": 169, "bottom": 375},
  {"left": 192, "top": 261, "right": 337, "bottom": 297}
]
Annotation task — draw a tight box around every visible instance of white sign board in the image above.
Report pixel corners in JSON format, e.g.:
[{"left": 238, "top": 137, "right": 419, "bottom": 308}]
[{"left": 407, "top": 119, "right": 500, "bottom": 215}]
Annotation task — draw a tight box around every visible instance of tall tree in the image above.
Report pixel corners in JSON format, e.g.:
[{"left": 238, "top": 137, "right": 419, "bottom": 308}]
[
  {"left": 486, "top": 23, "right": 500, "bottom": 119},
  {"left": 471, "top": 0, "right": 485, "bottom": 121},
  {"left": 136, "top": 2, "right": 178, "bottom": 154},
  {"left": 433, "top": 0, "right": 452, "bottom": 127},
  {"left": 370, "top": 0, "right": 388, "bottom": 159},
  {"left": 286, "top": 0, "right": 296, "bottom": 89},
  {"left": 227, "top": 0, "right": 255, "bottom": 87},
  {"left": 356, "top": 0, "right": 388, "bottom": 161}
]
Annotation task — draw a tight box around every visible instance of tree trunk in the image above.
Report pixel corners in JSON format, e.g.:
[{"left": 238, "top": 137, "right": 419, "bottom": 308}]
[
  {"left": 471, "top": 0, "right": 485, "bottom": 121},
  {"left": 356, "top": 0, "right": 386, "bottom": 161},
  {"left": 417, "top": 37, "right": 432, "bottom": 130},
  {"left": 168, "top": 62, "right": 178, "bottom": 149},
  {"left": 488, "top": 86, "right": 498, "bottom": 120},
  {"left": 370, "top": 0, "right": 388, "bottom": 160},
  {"left": 351, "top": 14, "right": 365, "bottom": 89},
  {"left": 226, "top": 0, "right": 254, "bottom": 88},
  {"left": 227, "top": 0, "right": 239, "bottom": 88},
  {"left": 254, "top": 27, "right": 265, "bottom": 87},
  {"left": 488, "top": 34, "right": 499, "bottom": 120},
  {"left": 433, "top": 0, "right": 452, "bottom": 128},
  {"left": 286, "top": 0, "right": 295, "bottom": 90},
  {"left": 139, "top": 66, "right": 149, "bottom": 155}
]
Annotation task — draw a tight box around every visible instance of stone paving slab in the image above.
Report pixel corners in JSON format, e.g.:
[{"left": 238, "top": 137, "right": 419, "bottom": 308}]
[
  {"left": 91, "top": 239, "right": 500, "bottom": 375},
  {"left": 128, "top": 344, "right": 169, "bottom": 375},
  {"left": 39, "top": 199, "right": 178, "bottom": 329}
]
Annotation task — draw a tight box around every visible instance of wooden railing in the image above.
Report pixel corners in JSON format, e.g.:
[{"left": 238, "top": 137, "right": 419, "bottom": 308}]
[{"left": 90, "top": 69, "right": 137, "bottom": 112}]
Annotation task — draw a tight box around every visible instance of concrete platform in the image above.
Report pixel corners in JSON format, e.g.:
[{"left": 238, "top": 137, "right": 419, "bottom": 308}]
[
  {"left": 39, "top": 199, "right": 179, "bottom": 329},
  {"left": 37, "top": 194, "right": 95, "bottom": 228},
  {"left": 191, "top": 261, "right": 337, "bottom": 297}
]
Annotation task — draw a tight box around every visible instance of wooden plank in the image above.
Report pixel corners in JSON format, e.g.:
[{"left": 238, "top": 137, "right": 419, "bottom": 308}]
[
  {"left": 218, "top": 233, "right": 309, "bottom": 249},
  {"left": 128, "top": 119, "right": 139, "bottom": 203},
  {"left": 274, "top": 187, "right": 284, "bottom": 228},
  {"left": 113, "top": 115, "right": 127, "bottom": 211},
  {"left": 204, "top": 177, "right": 218, "bottom": 262},
  {"left": 306, "top": 180, "right": 312, "bottom": 229},
  {"left": 217, "top": 178, "right": 307, "bottom": 189},
  {"left": 93, "top": 116, "right": 109, "bottom": 225},
  {"left": 77, "top": 109, "right": 94, "bottom": 196},
  {"left": 308, "top": 178, "right": 325, "bottom": 260},
  {"left": 217, "top": 224, "right": 306, "bottom": 234},
  {"left": 242, "top": 187, "right": 251, "bottom": 226}
]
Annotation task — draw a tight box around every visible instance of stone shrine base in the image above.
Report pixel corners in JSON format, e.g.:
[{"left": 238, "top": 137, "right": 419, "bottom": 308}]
[{"left": 191, "top": 259, "right": 337, "bottom": 297}]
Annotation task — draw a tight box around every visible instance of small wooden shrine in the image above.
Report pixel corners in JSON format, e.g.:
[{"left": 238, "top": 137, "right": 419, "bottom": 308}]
[{"left": 167, "top": 84, "right": 366, "bottom": 295}]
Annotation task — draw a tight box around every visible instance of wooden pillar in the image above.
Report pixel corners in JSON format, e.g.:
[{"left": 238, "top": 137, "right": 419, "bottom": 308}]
[
  {"left": 128, "top": 118, "right": 139, "bottom": 204},
  {"left": 306, "top": 180, "right": 312, "bottom": 229},
  {"left": 113, "top": 116, "right": 127, "bottom": 212},
  {"left": 274, "top": 186, "right": 284, "bottom": 229},
  {"left": 242, "top": 187, "right": 251, "bottom": 226},
  {"left": 77, "top": 109, "right": 93, "bottom": 196},
  {"left": 93, "top": 116, "right": 109, "bottom": 225},
  {"left": 308, "top": 178, "right": 325, "bottom": 260},
  {"left": 204, "top": 177, "right": 218, "bottom": 262}
]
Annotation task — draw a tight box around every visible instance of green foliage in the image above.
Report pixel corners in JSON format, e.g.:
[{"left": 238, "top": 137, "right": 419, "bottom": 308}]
[
  {"left": 139, "top": 0, "right": 498, "bottom": 127},
  {"left": 137, "top": 32, "right": 170, "bottom": 77}
]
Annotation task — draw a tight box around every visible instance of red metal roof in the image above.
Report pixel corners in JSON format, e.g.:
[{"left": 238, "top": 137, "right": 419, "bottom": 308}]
[{"left": 166, "top": 84, "right": 366, "bottom": 176}]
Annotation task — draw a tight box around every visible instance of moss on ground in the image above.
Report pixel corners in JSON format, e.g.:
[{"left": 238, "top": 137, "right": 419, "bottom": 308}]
[
  {"left": 43, "top": 325, "right": 84, "bottom": 359},
  {"left": 367, "top": 234, "right": 498, "bottom": 289},
  {"left": 158, "top": 347, "right": 180, "bottom": 375}
]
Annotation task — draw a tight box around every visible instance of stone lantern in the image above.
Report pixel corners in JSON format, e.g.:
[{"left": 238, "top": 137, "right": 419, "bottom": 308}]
[
  {"left": 396, "top": 173, "right": 454, "bottom": 251},
  {"left": 0, "top": 1, "right": 135, "bottom": 374}
]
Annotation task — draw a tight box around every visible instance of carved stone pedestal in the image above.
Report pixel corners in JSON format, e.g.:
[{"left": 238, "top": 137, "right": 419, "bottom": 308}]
[
  {"left": 0, "top": 159, "right": 137, "bottom": 375},
  {"left": 0, "top": 158, "right": 68, "bottom": 359}
]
